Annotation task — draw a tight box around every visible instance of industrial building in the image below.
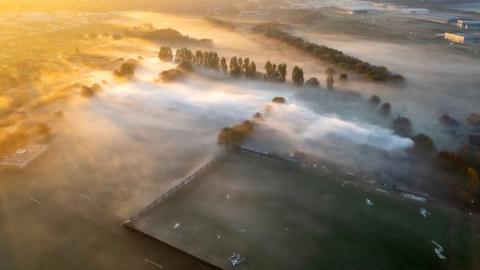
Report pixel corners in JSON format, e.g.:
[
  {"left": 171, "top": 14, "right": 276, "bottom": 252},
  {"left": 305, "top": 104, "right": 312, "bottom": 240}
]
[
  {"left": 444, "top": 32, "right": 477, "bottom": 44},
  {"left": 416, "top": 13, "right": 459, "bottom": 25},
  {"left": 336, "top": 6, "right": 378, "bottom": 15},
  {"left": 401, "top": 8, "right": 429, "bottom": 15},
  {"left": 457, "top": 20, "right": 480, "bottom": 30}
]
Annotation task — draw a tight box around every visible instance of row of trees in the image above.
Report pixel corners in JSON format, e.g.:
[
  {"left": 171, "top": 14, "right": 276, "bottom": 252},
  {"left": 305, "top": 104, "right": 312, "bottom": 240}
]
[
  {"left": 159, "top": 46, "right": 341, "bottom": 90},
  {"left": 264, "top": 62, "right": 287, "bottom": 82},
  {"left": 292, "top": 66, "right": 304, "bottom": 86},
  {"left": 159, "top": 46, "right": 173, "bottom": 61},
  {"left": 195, "top": 51, "right": 220, "bottom": 69},
  {"left": 174, "top": 48, "right": 195, "bottom": 65},
  {"left": 229, "top": 57, "right": 257, "bottom": 78},
  {"left": 252, "top": 24, "right": 405, "bottom": 83}
]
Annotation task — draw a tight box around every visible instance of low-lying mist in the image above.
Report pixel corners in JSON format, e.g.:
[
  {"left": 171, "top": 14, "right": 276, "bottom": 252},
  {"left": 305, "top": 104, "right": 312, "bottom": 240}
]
[{"left": 84, "top": 53, "right": 416, "bottom": 175}]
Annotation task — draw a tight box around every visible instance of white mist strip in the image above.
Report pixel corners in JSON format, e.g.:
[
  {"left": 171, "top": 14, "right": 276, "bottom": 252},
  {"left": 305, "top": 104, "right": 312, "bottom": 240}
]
[{"left": 268, "top": 103, "right": 413, "bottom": 152}]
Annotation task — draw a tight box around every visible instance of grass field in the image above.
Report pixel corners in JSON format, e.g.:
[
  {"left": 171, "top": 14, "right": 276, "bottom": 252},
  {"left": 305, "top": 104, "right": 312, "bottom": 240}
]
[{"left": 132, "top": 151, "right": 475, "bottom": 270}]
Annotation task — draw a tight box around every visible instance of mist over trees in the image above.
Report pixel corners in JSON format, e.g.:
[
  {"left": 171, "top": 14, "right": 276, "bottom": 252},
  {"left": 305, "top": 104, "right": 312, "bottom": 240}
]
[
  {"left": 252, "top": 24, "right": 405, "bottom": 83},
  {"left": 194, "top": 51, "right": 220, "bottom": 69},
  {"left": 264, "top": 62, "right": 287, "bottom": 82},
  {"left": 217, "top": 120, "right": 255, "bottom": 147},
  {"left": 305, "top": 77, "right": 320, "bottom": 87},
  {"left": 174, "top": 48, "right": 195, "bottom": 65},
  {"left": 204, "top": 17, "right": 236, "bottom": 30},
  {"left": 326, "top": 67, "right": 336, "bottom": 90},
  {"left": 220, "top": 57, "right": 228, "bottom": 73},
  {"left": 245, "top": 59, "right": 257, "bottom": 78},
  {"left": 230, "top": 57, "right": 242, "bottom": 77},
  {"left": 159, "top": 46, "right": 173, "bottom": 61},
  {"left": 114, "top": 59, "right": 138, "bottom": 78},
  {"left": 158, "top": 45, "right": 351, "bottom": 92}
]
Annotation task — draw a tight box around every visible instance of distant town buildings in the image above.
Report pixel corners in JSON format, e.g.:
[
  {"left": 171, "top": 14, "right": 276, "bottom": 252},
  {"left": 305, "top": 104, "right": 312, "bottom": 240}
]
[{"left": 411, "top": 13, "right": 480, "bottom": 44}]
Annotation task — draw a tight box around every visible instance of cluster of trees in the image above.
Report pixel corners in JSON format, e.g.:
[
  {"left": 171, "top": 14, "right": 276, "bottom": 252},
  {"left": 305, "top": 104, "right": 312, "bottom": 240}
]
[
  {"left": 174, "top": 48, "right": 195, "bottom": 65},
  {"left": 123, "top": 25, "right": 212, "bottom": 46},
  {"left": 204, "top": 17, "right": 236, "bottom": 30},
  {"left": 113, "top": 59, "right": 138, "bottom": 78},
  {"left": 159, "top": 69, "right": 185, "bottom": 82},
  {"left": 229, "top": 57, "right": 257, "bottom": 78},
  {"left": 412, "top": 133, "right": 436, "bottom": 154},
  {"left": 159, "top": 46, "right": 329, "bottom": 90},
  {"left": 368, "top": 94, "right": 392, "bottom": 116},
  {"left": 264, "top": 62, "right": 287, "bottom": 82},
  {"left": 437, "top": 146, "right": 480, "bottom": 207},
  {"left": 217, "top": 120, "right": 255, "bottom": 147},
  {"left": 392, "top": 115, "right": 412, "bottom": 136},
  {"left": 369, "top": 94, "right": 381, "bottom": 105},
  {"left": 159, "top": 46, "right": 173, "bottom": 61},
  {"left": 292, "top": 66, "right": 304, "bottom": 86},
  {"left": 167, "top": 47, "right": 258, "bottom": 78},
  {"left": 86, "top": 32, "right": 122, "bottom": 40},
  {"left": 252, "top": 24, "right": 405, "bottom": 83},
  {"left": 195, "top": 51, "right": 220, "bottom": 69},
  {"left": 80, "top": 83, "right": 102, "bottom": 98}
]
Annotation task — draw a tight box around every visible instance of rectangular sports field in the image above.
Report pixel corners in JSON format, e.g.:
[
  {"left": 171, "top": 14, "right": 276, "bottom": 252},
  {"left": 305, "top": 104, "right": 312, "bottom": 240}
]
[{"left": 130, "top": 151, "right": 474, "bottom": 270}]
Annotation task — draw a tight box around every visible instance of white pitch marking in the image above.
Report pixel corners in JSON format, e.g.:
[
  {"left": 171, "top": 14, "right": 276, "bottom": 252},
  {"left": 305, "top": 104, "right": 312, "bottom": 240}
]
[
  {"left": 29, "top": 197, "right": 41, "bottom": 205},
  {"left": 144, "top": 258, "right": 163, "bottom": 269}
]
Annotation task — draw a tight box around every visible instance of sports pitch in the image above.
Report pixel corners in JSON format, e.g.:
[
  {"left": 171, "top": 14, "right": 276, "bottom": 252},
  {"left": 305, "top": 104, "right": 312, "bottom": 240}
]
[{"left": 130, "top": 151, "right": 474, "bottom": 270}]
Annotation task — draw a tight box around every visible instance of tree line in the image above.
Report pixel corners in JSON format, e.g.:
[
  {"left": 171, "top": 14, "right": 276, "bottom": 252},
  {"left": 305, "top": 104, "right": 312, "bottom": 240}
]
[
  {"left": 252, "top": 24, "right": 405, "bottom": 83},
  {"left": 158, "top": 46, "right": 341, "bottom": 89}
]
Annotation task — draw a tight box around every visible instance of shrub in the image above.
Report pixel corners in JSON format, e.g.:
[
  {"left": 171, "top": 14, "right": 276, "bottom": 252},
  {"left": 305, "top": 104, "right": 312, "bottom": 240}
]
[
  {"left": 217, "top": 120, "right": 255, "bottom": 146},
  {"left": 81, "top": 83, "right": 102, "bottom": 97},
  {"left": 392, "top": 116, "right": 412, "bottom": 136},
  {"left": 412, "top": 133, "right": 435, "bottom": 153},
  {"left": 272, "top": 97, "right": 286, "bottom": 104},
  {"left": 380, "top": 102, "right": 391, "bottom": 115},
  {"left": 305, "top": 77, "right": 320, "bottom": 87},
  {"left": 369, "top": 95, "right": 381, "bottom": 105},
  {"left": 114, "top": 59, "right": 138, "bottom": 78},
  {"left": 158, "top": 69, "right": 185, "bottom": 82}
]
